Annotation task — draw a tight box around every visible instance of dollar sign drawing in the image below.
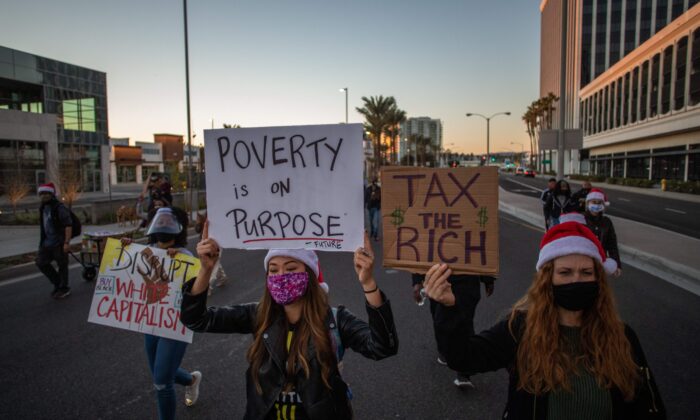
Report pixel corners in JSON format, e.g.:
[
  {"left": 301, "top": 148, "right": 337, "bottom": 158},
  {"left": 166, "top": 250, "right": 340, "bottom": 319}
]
[
  {"left": 477, "top": 207, "right": 489, "bottom": 228},
  {"left": 390, "top": 207, "right": 405, "bottom": 226}
]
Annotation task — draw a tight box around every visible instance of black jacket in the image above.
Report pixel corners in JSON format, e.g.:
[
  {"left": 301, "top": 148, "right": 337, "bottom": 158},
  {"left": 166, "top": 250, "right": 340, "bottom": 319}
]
[
  {"left": 38, "top": 198, "right": 71, "bottom": 247},
  {"left": 441, "top": 312, "right": 665, "bottom": 419},
  {"left": 585, "top": 213, "right": 622, "bottom": 269},
  {"left": 546, "top": 193, "right": 578, "bottom": 219},
  {"left": 364, "top": 184, "right": 381, "bottom": 209},
  {"left": 180, "top": 282, "right": 399, "bottom": 420}
]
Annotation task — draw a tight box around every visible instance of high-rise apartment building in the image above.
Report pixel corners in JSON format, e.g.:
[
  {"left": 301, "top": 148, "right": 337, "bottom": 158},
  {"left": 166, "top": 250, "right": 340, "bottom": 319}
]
[{"left": 399, "top": 117, "right": 443, "bottom": 162}]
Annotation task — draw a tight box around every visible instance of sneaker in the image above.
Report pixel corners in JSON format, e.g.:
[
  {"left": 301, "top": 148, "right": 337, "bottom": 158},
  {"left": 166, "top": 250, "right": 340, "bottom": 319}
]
[
  {"left": 54, "top": 289, "right": 71, "bottom": 299},
  {"left": 454, "top": 374, "right": 475, "bottom": 389},
  {"left": 50, "top": 288, "right": 60, "bottom": 298},
  {"left": 185, "top": 371, "right": 202, "bottom": 407},
  {"left": 436, "top": 356, "right": 447, "bottom": 366}
]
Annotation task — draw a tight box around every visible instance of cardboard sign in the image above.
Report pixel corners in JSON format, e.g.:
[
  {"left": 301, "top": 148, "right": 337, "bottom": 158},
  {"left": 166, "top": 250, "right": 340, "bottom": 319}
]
[
  {"left": 204, "top": 124, "right": 364, "bottom": 252},
  {"left": 87, "top": 239, "right": 199, "bottom": 343},
  {"left": 381, "top": 166, "right": 499, "bottom": 275}
]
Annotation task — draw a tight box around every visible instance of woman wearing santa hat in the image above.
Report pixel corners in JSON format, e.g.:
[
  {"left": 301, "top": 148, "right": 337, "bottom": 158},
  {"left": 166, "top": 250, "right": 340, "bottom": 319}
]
[
  {"left": 180, "top": 222, "right": 398, "bottom": 420},
  {"left": 585, "top": 188, "right": 622, "bottom": 277},
  {"left": 423, "top": 222, "right": 665, "bottom": 419}
]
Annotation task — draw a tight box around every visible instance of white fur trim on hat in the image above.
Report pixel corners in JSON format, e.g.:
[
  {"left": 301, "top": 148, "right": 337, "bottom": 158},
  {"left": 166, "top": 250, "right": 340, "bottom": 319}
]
[
  {"left": 264, "top": 249, "right": 320, "bottom": 278},
  {"left": 559, "top": 212, "right": 586, "bottom": 224},
  {"left": 537, "top": 236, "right": 604, "bottom": 271},
  {"left": 586, "top": 189, "right": 609, "bottom": 205},
  {"left": 37, "top": 184, "right": 55, "bottom": 195}
]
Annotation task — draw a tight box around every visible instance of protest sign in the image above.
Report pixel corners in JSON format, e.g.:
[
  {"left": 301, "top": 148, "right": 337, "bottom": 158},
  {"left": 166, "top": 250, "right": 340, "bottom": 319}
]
[
  {"left": 87, "top": 238, "right": 199, "bottom": 343},
  {"left": 381, "top": 166, "right": 499, "bottom": 275},
  {"left": 204, "top": 124, "right": 364, "bottom": 252}
]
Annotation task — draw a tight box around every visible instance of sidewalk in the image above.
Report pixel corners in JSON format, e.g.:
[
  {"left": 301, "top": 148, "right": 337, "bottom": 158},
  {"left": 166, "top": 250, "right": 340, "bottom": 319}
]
[{"left": 499, "top": 186, "right": 700, "bottom": 296}]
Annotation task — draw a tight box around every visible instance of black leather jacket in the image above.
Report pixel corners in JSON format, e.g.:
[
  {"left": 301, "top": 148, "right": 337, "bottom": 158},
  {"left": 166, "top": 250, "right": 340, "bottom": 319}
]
[
  {"left": 585, "top": 213, "right": 622, "bottom": 268},
  {"left": 180, "top": 282, "right": 398, "bottom": 420},
  {"left": 442, "top": 312, "right": 665, "bottom": 420}
]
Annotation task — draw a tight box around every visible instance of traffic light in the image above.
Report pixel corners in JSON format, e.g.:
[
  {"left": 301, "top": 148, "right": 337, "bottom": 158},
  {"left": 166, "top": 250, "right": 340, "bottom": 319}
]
[
  {"left": 480, "top": 155, "right": 486, "bottom": 166},
  {"left": 490, "top": 156, "right": 496, "bottom": 162}
]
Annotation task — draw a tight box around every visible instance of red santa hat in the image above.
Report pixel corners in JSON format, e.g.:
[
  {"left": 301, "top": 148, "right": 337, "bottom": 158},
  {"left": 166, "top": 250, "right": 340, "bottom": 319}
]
[
  {"left": 586, "top": 188, "right": 610, "bottom": 206},
  {"left": 559, "top": 212, "right": 586, "bottom": 225},
  {"left": 37, "top": 182, "right": 56, "bottom": 195},
  {"left": 264, "top": 249, "right": 329, "bottom": 293},
  {"left": 536, "top": 221, "right": 618, "bottom": 275}
]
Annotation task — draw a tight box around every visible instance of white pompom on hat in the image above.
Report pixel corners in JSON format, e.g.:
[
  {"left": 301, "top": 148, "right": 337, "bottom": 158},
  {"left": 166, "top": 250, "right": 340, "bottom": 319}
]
[
  {"left": 536, "top": 221, "right": 618, "bottom": 275},
  {"left": 264, "top": 249, "right": 328, "bottom": 292},
  {"left": 586, "top": 188, "right": 610, "bottom": 206},
  {"left": 559, "top": 212, "right": 586, "bottom": 224},
  {"left": 37, "top": 182, "right": 56, "bottom": 195}
]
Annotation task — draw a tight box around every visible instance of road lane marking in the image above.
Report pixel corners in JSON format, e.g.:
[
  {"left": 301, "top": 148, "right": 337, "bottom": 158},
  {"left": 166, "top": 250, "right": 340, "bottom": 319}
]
[
  {"left": 618, "top": 198, "right": 630, "bottom": 202},
  {"left": 501, "top": 177, "right": 543, "bottom": 192},
  {"left": 665, "top": 208, "right": 686, "bottom": 214}
]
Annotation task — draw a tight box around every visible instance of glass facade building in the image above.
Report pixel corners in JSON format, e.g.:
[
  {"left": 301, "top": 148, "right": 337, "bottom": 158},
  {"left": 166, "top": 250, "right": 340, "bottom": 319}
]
[{"left": 0, "top": 45, "right": 108, "bottom": 192}]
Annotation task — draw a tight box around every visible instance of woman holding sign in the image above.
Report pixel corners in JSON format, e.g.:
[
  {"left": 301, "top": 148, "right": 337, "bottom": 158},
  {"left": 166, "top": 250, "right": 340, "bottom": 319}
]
[
  {"left": 181, "top": 222, "right": 398, "bottom": 420},
  {"left": 422, "top": 222, "right": 665, "bottom": 419}
]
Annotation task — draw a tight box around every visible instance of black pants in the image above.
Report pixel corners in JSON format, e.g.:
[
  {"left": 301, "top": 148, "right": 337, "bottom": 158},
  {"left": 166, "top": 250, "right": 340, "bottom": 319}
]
[
  {"left": 36, "top": 245, "right": 69, "bottom": 291},
  {"left": 429, "top": 276, "right": 481, "bottom": 376}
]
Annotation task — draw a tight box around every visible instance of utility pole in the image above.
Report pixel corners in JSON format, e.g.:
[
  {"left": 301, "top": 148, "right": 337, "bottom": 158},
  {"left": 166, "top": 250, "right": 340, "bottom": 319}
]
[{"left": 183, "top": 0, "right": 196, "bottom": 219}]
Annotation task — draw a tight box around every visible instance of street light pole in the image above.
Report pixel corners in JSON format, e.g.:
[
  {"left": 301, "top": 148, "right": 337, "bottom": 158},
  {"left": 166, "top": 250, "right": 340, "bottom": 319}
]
[
  {"left": 339, "top": 88, "right": 348, "bottom": 123},
  {"left": 465, "top": 111, "right": 510, "bottom": 165},
  {"left": 183, "top": 0, "right": 196, "bottom": 219},
  {"left": 511, "top": 141, "right": 524, "bottom": 166}
]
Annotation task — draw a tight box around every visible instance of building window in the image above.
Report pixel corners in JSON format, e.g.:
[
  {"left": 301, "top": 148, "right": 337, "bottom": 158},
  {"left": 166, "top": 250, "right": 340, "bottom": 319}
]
[
  {"left": 690, "top": 28, "right": 700, "bottom": 106},
  {"left": 651, "top": 53, "right": 661, "bottom": 116},
  {"left": 595, "top": 0, "right": 608, "bottom": 77},
  {"left": 671, "top": 0, "right": 684, "bottom": 21},
  {"left": 62, "top": 97, "right": 96, "bottom": 132},
  {"left": 610, "top": 1, "right": 622, "bottom": 66},
  {"left": 661, "top": 45, "right": 673, "bottom": 114},
  {"left": 627, "top": 153, "right": 651, "bottom": 179},
  {"left": 640, "top": 0, "right": 653, "bottom": 44},
  {"left": 641, "top": 60, "right": 649, "bottom": 120},
  {"left": 142, "top": 166, "right": 160, "bottom": 182},
  {"left": 623, "top": 72, "right": 631, "bottom": 125},
  {"left": 592, "top": 92, "right": 598, "bottom": 134},
  {"left": 655, "top": 0, "right": 668, "bottom": 34},
  {"left": 675, "top": 36, "right": 688, "bottom": 111},
  {"left": 596, "top": 156, "right": 612, "bottom": 177},
  {"left": 614, "top": 78, "right": 621, "bottom": 127},
  {"left": 624, "top": 0, "right": 637, "bottom": 56},
  {"left": 603, "top": 86, "right": 609, "bottom": 131},
  {"left": 117, "top": 165, "right": 137, "bottom": 183},
  {"left": 652, "top": 146, "right": 686, "bottom": 180},
  {"left": 612, "top": 154, "right": 625, "bottom": 177},
  {"left": 581, "top": 0, "right": 594, "bottom": 87},
  {"left": 632, "top": 67, "right": 639, "bottom": 123},
  {"left": 689, "top": 144, "right": 700, "bottom": 181}
]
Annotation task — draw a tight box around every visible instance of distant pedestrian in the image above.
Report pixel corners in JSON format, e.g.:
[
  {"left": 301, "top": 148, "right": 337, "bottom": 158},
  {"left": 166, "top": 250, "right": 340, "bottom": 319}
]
[
  {"left": 365, "top": 177, "right": 382, "bottom": 241},
  {"left": 182, "top": 226, "right": 398, "bottom": 419},
  {"left": 585, "top": 188, "right": 622, "bottom": 277},
  {"left": 540, "top": 178, "right": 556, "bottom": 229},
  {"left": 412, "top": 273, "right": 494, "bottom": 388},
  {"left": 36, "top": 182, "right": 73, "bottom": 299},
  {"left": 546, "top": 180, "right": 577, "bottom": 228},
  {"left": 571, "top": 180, "right": 593, "bottom": 213},
  {"left": 122, "top": 207, "right": 202, "bottom": 420},
  {"left": 423, "top": 222, "right": 664, "bottom": 418}
]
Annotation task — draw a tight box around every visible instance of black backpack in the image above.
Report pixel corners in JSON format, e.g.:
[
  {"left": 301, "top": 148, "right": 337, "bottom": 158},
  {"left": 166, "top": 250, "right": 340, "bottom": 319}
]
[{"left": 51, "top": 203, "right": 82, "bottom": 239}]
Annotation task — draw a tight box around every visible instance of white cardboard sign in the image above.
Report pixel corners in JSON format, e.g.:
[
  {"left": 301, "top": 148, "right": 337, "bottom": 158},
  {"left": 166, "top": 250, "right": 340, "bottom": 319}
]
[{"left": 204, "top": 124, "right": 364, "bottom": 252}]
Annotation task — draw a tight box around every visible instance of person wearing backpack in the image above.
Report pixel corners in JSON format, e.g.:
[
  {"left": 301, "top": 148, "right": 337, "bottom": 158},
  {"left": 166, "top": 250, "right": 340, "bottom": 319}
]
[
  {"left": 181, "top": 223, "right": 398, "bottom": 419},
  {"left": 36, "top": 182, "right": 78, "bottom": 299}
]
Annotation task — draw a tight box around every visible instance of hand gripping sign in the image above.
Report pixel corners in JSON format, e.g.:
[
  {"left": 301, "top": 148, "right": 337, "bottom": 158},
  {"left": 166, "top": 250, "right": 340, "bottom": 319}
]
[
  {"left": 87, "top": 239, "right": 200, "bottom": 343},
  {"left": 381, "top": 166, "right": 499, "bottom": 275},
  {"left": 204, "top": 124, "right": 364, "bottom": 252}
]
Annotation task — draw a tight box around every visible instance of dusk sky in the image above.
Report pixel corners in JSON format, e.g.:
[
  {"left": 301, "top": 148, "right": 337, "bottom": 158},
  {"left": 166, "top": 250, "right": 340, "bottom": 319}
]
[{"left": 1, "top": 0, "right": 541, "bottom": 154}]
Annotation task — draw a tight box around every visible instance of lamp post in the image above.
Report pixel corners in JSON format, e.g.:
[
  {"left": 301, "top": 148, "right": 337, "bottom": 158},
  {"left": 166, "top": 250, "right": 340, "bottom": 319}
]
[
  {"left": 339, "top": 88, "right": 348, "bottom": 124},
  {"left": 465, "top": 111, "right": 510, "bottom": 165},
  {"left": 183, "top": 0, "right": 196, "bottom": 219},
  {"left": 210, "top": 118, "right": 214, "bottom": 130},
  {"left": 510, "top": 141, "right": 524, "bottom": 166}
]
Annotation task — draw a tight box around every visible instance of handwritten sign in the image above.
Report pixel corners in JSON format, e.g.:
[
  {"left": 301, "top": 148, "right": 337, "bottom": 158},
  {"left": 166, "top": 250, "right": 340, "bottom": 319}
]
[
  {"left": 204, "top": 124, "right": 364, "bottom": 252},
  {"left": 87, "top": 239, "right": 200, "bottom": 343},
  {"left": 381, "top": 166, "right": 499, "bottom": 275}
]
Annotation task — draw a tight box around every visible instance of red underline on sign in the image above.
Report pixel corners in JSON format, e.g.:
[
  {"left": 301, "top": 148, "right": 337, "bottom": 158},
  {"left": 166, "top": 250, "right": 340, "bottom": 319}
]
[{"left": 242, "top": 238, "right": 344, "bottom": 244}]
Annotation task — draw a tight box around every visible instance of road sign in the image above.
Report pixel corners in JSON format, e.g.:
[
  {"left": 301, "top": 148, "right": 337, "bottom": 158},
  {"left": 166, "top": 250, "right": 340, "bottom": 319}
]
[{"left": 542, "top": 159, "right": 551, "bottom": 164}]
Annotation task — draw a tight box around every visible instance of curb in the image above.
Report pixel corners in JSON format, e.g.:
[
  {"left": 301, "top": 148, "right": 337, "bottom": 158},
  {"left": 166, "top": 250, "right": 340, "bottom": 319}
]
[{"left": 498, "top": 200, "right": 700, "bottom": 297}]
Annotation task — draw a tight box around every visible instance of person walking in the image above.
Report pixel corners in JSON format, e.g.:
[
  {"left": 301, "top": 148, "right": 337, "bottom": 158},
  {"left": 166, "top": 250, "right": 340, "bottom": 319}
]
[
  {"left": 540, "top": 178, "right": 556, "bottom": 229},
  {"left": 585, "top": 188, "right": 622, "bottom": 277},
  {"left": 36, "top": 182, "right": 73, "bottom": 299},
  {"left": 571, "top": 180, "right": 593, "bottom": 213},
  {"left": 545, "top": 180, "right": 577, "bottom": 228},
  {"left": 365, "top": 177, "right": 382, "bottom": 241},
  {"left": 122, "top": 207, "right": 202, "bottom": 420},
  {"left": 412, "top": 273, "right": 495, "bottom": 388},
  {"left": 181, "top": 224, "right": 398, "bottom": 419},
  {"left": 422, "top": 222, "right": 664, "bottom": 419}
]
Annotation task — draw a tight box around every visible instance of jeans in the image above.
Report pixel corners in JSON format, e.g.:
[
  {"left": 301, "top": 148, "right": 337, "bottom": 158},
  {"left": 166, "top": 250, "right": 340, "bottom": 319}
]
[
  {"left": 36, "top": 245, "right": 69, "bottom": 291},
  {"left": 368, "top": 207, "right": 380, "bottom": 238},
  {"left": 144, "top": 334, "right": 192, "bottom": 420}
]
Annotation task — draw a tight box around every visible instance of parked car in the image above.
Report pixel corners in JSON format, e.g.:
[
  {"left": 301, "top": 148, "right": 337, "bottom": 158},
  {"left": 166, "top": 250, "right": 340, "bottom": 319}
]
[
  {"left": 515, "top": 167, "right": 525, "bottom": 175},
  {"left": 524, "top": 168, "right": 536, "bottom": 177}
]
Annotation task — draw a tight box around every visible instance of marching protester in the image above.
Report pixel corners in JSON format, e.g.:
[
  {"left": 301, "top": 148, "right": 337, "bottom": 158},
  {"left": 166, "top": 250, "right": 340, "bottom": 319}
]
[
  {"left": 545, "top": 180, "right": 577, "bottom": 228},
  {"left": 540, "top": 178, "right": 556, "bottom": 229},
  {"left": 122, "top": 207, "right": 202, "bottom": 419},
  {"left": 571, "top": 180, "right": 593, "bottom": 213},
  {"left": 181, "top": 223, "right": 398, "bottom": 419},
  {"left": 36, "top": 182, "right": 74, "bottom": 299},
  {"left": 412, "top": 273, "right": 495, "bottom": 388},
  {"left": 422, "top": 222, "right": 665, "bottom": 419},
  {"left": 365, "top": 177, "right": 382, "bottom": 241},
  {"left": 585, "top": 188, "right": 622, "bottom": 277}
]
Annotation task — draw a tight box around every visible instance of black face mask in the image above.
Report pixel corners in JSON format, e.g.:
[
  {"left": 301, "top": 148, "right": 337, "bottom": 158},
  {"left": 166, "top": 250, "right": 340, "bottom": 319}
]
[
  {"left": 153, "top": 233, "right": 176, "bottom": 245},
  {"left": 552, "top": 282, "right": 599, "bottom": 311}
]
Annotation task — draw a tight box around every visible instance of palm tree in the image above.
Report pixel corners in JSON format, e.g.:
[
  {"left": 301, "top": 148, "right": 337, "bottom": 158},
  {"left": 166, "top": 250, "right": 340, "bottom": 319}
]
[
  {"left": 356, "top": 96, "right": 396, "bottom": 176},
  {"left": 383, "top": 106, "right": 406, "bottom": 165},
  {"left": 408, "top": 134, "right": 432, "bottom": 166}
]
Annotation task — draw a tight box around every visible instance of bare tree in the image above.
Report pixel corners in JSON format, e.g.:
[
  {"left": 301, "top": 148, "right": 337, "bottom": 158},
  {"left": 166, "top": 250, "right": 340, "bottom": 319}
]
[{"left": 5, "top": 175, "right": 31, "bottom": 219}]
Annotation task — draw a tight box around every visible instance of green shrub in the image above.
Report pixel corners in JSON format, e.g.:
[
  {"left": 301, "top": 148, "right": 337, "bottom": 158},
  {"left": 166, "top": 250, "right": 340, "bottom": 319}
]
[{"left": 665, "top": 180, "right": 700, "bottom": 194}]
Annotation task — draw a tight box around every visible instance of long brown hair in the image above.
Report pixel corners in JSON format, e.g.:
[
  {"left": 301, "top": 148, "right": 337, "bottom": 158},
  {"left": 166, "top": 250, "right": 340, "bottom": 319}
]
[
  {"left": 508, "top": 259, "right": 640, "bottom": 400},
  {"left": 247, "top": 268, "right": 336, "bottom": 394}
]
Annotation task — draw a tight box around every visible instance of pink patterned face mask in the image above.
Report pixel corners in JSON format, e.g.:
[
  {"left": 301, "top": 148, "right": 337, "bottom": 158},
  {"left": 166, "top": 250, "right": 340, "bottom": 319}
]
[{"left": 266, "top": 272, "right": 309, "bottom": 305}]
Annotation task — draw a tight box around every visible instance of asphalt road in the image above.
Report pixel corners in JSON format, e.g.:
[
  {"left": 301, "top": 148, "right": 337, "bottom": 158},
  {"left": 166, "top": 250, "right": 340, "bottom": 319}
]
[
  {"left": 499, "top": 174, "right": 700, "bottom": 239},
  {"left": 0, "top": 215, "right": 698, "bottom": 419}
]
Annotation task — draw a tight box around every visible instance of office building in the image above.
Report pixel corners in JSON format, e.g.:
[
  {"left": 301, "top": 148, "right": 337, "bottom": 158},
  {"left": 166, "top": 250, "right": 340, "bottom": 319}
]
[{"left": 399, "top": 117, "right": 443, "bottom": 162}]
